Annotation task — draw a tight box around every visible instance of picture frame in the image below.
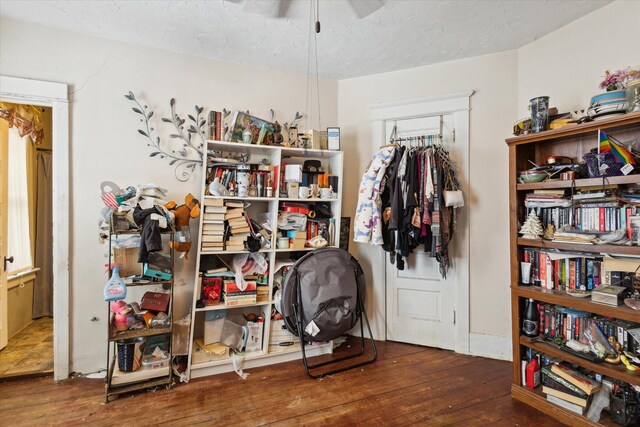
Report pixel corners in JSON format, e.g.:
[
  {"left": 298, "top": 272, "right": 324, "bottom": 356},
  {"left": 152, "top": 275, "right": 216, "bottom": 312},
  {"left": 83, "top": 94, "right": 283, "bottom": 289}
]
[
  {"left": 230, "top": 111, "right": 272, "bottom": 144},
  {"left": 327, "top": 127, "right": 340, "bottom": 151}
]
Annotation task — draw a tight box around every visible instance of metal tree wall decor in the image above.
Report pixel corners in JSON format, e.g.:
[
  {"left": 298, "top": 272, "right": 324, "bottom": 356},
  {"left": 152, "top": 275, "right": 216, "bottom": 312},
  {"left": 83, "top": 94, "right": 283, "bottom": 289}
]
[{"left": 125, "top": 91, "right": 206, "bottom": 182}]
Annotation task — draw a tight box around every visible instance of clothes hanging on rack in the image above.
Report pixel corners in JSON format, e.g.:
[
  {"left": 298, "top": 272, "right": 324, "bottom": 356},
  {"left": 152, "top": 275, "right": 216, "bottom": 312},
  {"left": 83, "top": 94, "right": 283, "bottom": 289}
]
[{"left": 355, "top": 138, "right": 463, "bottom": 278}]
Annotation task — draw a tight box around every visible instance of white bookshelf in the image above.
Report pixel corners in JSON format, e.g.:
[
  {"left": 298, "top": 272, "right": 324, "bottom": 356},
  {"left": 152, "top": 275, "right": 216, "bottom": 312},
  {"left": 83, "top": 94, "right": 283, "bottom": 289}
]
[{"left": 186, "top": 140, "right": 343, "bottom": 380}]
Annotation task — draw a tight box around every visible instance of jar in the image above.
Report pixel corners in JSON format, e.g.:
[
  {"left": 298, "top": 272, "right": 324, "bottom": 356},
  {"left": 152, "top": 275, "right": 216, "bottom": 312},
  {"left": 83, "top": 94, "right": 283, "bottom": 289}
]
[
  {"left": 626, "top": 80, "right": 640, "bottom": 113},
  {"left": 236, "top": 164, "right": 251, "bottom": 197},
  {"left": 530, "top": 96, "right": 550, "bottom": 133}
]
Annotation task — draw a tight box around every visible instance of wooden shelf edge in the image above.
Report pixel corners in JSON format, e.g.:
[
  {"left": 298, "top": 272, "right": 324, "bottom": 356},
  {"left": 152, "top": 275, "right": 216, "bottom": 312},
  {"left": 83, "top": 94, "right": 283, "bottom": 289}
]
[
  {"left": 519, "top": 336, "right": 640, "bottom": 386},
  {"left": 516, "top": 174, "right": 640, "bottom": 190},
  {"left": 109, "top": 327, "right": 173, "bottom": 341},
  {"left": 512, "top": 285, "right": 640, "bottom": 323},
  {"left": 506, "top": 111, "right": 640, "bottom": 146},
  {"left": 511, "top": 384, "right": 606, "bottom": 427},
  {"left": 517, "top": 237, "right": 640, "bottom": 256}
]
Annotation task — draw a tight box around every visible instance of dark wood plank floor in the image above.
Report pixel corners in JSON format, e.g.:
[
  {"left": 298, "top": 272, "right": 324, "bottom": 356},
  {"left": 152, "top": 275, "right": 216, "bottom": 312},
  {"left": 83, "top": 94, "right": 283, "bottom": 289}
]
[{"left": 0, "top": 339, "right": 557, "bottom": 426}]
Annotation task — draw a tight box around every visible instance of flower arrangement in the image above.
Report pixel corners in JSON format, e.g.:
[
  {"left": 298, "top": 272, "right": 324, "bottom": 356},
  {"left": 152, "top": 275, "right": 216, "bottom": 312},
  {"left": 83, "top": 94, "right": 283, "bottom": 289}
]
[{"left": 599, "top": 67, "right": 640, "bottom": 91}]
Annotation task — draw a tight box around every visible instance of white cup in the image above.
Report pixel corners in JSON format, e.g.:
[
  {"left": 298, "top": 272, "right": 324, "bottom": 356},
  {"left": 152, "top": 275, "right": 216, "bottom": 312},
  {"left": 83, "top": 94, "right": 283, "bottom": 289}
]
[
  {"left": 298, "top": 186, "right": 311, "bottom": 199},
  {"left": 320, "top": 187, "right": 333, "bottom": 199}
]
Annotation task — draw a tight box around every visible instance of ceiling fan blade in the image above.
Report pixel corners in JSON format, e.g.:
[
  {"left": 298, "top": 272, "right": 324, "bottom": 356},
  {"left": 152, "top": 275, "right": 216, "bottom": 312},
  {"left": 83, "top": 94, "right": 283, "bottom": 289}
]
[{"left": 348, "top": 0, "right": 385, "bottom": 19}]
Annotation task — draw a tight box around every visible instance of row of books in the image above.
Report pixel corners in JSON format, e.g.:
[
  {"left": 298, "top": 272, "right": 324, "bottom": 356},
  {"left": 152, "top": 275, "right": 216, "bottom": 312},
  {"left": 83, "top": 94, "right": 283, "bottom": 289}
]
[
  {"left": 522, "top": 248, "right": 602, "bottom": 291},
  {"left": 208, "top": 111, "right": 224, "bottom": 141},
  {"left": 199, "top": 267, "right": 269, "bottom": 307},
  {"left": 529, "top": 205, "right": 639, "bottom": 234},
  {"left": 541, "top": 361, "right": 600, "bottom": 414},
  {"left": 522, "top": 248, "right": 637, "bottom": 292},
  {"left": 201, "top": 199, "right": 250, "bottom": 252},
  {"left": 207, "top": 165, "right": 277, "bottom": 198},
  {"left": 535, "top": 303, "right": 639, "bottom": 353}
]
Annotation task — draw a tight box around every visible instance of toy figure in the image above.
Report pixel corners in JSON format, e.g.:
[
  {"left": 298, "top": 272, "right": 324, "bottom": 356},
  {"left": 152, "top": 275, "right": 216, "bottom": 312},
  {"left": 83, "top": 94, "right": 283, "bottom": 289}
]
[{"left": 165, "top": 193, "right": 201, "bottom": 258}]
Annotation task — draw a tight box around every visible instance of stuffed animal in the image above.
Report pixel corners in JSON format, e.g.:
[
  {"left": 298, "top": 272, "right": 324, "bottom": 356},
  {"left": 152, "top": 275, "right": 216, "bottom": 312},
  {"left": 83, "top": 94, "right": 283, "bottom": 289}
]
[{"left": 165, "top": 193, "right": 201, "bottom": 258}]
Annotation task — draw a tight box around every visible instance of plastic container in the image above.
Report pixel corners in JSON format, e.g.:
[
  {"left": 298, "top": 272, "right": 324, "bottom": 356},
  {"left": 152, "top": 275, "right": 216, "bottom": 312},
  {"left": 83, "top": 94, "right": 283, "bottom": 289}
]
[{"left": 141, "top": 352, "right": 170, "bottom": 369}]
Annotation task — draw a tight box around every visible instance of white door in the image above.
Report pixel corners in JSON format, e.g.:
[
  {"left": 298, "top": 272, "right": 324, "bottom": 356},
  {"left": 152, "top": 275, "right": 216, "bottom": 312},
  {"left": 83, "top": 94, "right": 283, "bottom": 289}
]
[
  {"left": 385, "top": 114, "right": 461, "bottom": 350},
  {"left": 0, "top": 119, "right": 8, "bottom": 350}
]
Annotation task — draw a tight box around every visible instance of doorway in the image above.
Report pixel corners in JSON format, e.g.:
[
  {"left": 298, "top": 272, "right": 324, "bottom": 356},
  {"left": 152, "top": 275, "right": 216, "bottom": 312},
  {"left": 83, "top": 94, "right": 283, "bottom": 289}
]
[
  {"left": 370, "top": 92, "right": 472, "bottom": 354},
  {"left": 0, "top": 76, "right": 70, "bottom": 380}
]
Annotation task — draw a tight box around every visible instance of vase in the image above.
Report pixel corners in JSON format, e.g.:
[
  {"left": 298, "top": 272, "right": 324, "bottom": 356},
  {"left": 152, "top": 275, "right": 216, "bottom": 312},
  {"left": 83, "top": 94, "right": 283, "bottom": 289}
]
[
  {"left": 529, "top": 96, "right": 549, "bottom": 133},
  {"left": 627, "top": 80, "right": 640, "bottom": 113},
  {"left": 242, "top": 128, "right": 253, "bottom": 144}
]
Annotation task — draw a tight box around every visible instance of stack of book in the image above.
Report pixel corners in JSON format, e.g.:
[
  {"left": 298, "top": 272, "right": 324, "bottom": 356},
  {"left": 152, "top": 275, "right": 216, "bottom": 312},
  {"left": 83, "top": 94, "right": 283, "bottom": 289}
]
[
  {"left": 541, "top": 363, "right": 600, "bottom": 415},
  {"left": 256, "top": 284, "right": 269, "bottom": 302},
  {"left": 225, "top": 201, "right": 250, "bottom": 251},
  {"left": 286, "top": 230, "right": 307, "bottom": 250},
  {"left": 201, "top": 198, "right": 226, "bottom": 252},
  {"left": 223, "top": 280, "right": 257, "bottom": 306}
]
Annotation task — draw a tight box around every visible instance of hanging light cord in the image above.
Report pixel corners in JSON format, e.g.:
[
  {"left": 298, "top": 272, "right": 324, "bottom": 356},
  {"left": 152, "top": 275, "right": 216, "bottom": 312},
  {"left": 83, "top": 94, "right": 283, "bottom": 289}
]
[{"left": 305, "top": 0, "right": 322, "bottom": 132}]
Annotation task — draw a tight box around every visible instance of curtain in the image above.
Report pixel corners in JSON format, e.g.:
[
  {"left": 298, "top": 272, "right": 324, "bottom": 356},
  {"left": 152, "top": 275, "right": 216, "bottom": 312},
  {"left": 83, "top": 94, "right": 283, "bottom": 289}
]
[
  {"left": 32, "top": 151, "right": 53, "bottom": 318},
  {"left": 7, "top": 127, "right": 32, "bottom": 273}
]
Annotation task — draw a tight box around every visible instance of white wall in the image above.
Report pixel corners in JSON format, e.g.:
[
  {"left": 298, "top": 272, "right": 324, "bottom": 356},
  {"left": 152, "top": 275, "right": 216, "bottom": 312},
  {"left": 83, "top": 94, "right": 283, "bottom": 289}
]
[
  {"left": 518, "top": 0, "right": 640, "bottom": 117},
  {"left": 338, "top": 0, "right": 640, "bottom": 361},
  {"left": 338, "top": 51, "right": 518, "bottom": 358},
  {"left": 0, "top": 18, "right": 338, "bottom": 374}
]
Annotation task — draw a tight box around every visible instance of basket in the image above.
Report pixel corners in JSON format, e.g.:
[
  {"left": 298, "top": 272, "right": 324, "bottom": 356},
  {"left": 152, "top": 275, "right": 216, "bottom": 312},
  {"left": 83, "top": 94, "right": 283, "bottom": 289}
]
[{"left": 583, "top": 151, "right": 631, "bottom": 178}]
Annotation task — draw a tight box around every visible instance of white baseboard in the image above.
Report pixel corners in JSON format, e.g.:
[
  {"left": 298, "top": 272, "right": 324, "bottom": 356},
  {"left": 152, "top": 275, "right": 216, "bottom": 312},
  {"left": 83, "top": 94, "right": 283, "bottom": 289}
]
[{"left": 469, "top": 332, "right": 512, "bottom": 361}]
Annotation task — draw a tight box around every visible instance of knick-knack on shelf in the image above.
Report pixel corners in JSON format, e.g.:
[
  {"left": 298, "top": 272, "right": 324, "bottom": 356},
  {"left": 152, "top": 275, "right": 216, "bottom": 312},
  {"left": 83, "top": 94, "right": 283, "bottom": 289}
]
[
  {"left": 520, "top": 211, "right": 543, "bottom": 240},
  {"left": 543, "top": 223, "right": 555, "bottom": 240}
]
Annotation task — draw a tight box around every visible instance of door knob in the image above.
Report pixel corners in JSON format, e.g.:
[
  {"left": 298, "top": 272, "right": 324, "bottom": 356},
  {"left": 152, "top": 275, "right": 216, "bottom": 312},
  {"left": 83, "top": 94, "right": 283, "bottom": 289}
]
[{"left": 4, "top": 255, "right": 13, "bottom": 271}]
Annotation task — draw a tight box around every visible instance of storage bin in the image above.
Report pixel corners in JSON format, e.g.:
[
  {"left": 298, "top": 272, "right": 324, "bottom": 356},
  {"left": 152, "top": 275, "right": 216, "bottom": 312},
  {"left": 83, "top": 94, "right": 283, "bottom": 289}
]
[{"left": 116, "top": 337, "right": 145, "bottom": 372}]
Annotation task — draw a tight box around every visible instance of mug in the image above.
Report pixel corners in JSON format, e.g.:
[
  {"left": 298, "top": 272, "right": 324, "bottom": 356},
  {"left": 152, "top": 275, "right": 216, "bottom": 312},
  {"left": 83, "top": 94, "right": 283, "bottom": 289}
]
[
  {"left": 298, "top": 186, "right": 311, "bottom": 199},
  {"left": 277, "top": 237, "right": 290, "bottom": 249},
  {"left": 320, "top": 187, "right": 334, "bottom": 199},
  {"left": 310, "top": 184, "right": 319, "bottom": 198}
]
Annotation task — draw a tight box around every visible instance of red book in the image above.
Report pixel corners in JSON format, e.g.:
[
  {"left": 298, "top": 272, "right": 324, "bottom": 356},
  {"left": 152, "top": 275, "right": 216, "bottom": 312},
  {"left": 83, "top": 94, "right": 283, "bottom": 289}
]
[
  {"left": 216, "top": 111, "right": 222, "bottom": 141},
  {"left": 223, "top": 280, "right": 257, "bottom": 293},
  {"left": 627, "top": 207, "right": 633, "bottom": 239},
  {"left": 569, "top": 260, "right": 576, "bottom": 290},
  {"left": 539, "top": 252, "right": 547, "bottom": 288},
  {"left": 599, "top": 207, "right": 605, "bottom": 232}
]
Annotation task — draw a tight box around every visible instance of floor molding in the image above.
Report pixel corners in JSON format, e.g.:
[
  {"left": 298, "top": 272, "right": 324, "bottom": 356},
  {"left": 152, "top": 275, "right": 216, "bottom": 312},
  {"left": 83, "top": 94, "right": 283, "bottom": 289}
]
[{"left": 469, "top": 332, "right": 512, "bottom": 361}]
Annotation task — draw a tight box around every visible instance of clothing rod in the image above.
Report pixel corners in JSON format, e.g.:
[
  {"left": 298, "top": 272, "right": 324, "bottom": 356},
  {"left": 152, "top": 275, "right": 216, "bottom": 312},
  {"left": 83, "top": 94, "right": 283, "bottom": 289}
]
[{"left": 391, "top": 133, "right": 442, "bottom": 142}]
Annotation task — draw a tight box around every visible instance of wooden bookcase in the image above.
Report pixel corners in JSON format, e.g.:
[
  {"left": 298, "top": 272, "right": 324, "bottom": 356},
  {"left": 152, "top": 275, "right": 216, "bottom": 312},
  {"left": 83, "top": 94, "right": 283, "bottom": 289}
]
[
  {"left": 186, "top": 140, "right": 343, "bottom": 379},
  {"left": 506, "top": 111, "right": 640, "bottom": 426}
]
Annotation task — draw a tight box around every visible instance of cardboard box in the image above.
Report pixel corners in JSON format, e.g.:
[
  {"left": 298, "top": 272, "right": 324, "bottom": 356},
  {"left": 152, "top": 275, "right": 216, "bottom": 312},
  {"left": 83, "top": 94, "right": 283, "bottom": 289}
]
[
  {"left": 304, "top": 129, "right": 328, "bottom": 150},
  {"left": 113, "top": 247, "right": 141, "bottom": 277},
  {"left": 245, "top": 321, "right": 264, "bottom": 353},
  {"left": 269, "top": 319, "right": 300, "bottom": 345}
]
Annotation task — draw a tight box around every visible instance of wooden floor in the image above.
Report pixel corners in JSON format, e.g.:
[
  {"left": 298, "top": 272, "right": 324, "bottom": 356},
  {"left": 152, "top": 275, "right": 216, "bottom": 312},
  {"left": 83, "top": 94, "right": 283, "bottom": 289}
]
[
  {"left": 0, "top": 339, "right": 558, "bottom": 426},
  {"left": 0, "top": 317, "right": 53, "bottom": 378}
]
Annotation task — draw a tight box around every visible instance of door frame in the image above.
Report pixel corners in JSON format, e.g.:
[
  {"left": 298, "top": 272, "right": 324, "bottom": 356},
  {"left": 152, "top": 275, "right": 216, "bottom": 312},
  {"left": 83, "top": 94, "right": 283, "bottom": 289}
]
[
  {"left": 370, "top": 90, "right": 472, "bottom": 355},
  {"left": 0, "top": 75, "right": 70, "bottom": 380}
]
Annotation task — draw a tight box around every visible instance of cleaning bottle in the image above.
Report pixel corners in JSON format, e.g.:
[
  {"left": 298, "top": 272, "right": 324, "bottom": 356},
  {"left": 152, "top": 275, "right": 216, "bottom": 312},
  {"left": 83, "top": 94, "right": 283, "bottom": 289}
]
[
  {"left": 104, "top": 264, "right": 127, "bottom": 301},
  {"left": 525, "top": 355, "right": 540, "bottom": 389}
]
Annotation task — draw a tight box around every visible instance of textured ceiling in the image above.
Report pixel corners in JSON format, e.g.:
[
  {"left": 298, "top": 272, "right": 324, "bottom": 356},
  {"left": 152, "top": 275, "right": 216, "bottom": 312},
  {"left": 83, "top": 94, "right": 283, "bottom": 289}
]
[{"left": 0, "top": 0, "right": 610, "bottom": 79}]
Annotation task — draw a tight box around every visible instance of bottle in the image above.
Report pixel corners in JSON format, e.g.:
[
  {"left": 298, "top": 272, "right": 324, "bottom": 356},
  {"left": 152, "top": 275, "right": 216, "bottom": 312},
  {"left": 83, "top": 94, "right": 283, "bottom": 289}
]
[
  {"left": 525, "top": 357, "right": 540, "bottom": 389},
  {"left": 522, "top": 298, "right": 539, "bottom": 337},
  {"left": 104, "top": 264, "right": 127, "bottom": 301},
  {"left": 328, "top": 218, "right": 335, "bottom": 247}
]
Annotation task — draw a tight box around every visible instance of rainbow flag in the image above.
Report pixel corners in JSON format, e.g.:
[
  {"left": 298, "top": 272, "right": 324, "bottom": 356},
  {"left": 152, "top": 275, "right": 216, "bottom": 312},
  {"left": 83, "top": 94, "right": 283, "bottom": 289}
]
[{"left": 599, "top": 131, "right": 636, "bottom": 165}]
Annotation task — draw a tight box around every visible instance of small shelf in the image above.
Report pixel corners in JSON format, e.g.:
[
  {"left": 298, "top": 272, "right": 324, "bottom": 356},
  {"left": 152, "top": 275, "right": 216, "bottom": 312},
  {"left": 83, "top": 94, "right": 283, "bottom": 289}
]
[
  {"left": 279, "top": 197, "right": 341, "bottom": 202},
  {"left": 109, "top": 326, "right": 172, "bottom": 341},
  {"left": 512, "top": 285, "right": 640, "bottom": 323},
  {"left": 520, "top": 336, "right": 640, "bottom": 386},
  {"left": 110, "top": 365, "right": 171, "bottom": 386},
  {"left": 200, "top": 249, "right": 271, "bottom": 255},
  {"left": 511, "top": 384, "right": 615, "bottom": 427},
  {"left": 122, "top": 279, "right": 173, "bottom": 288},
  {"left": 517, "top": 238, "right": 640, "bottom": 256},
  {"left": 194, "top": 300, "right": 272, "bottom": 312},
  {"left": 506, "top": 111, "right": 640, "bottom": 146},
  {"left": 208, "top": 140, "right": 342, "bottom": 158},
  {"left": 516, "top": 174, "right": 640, "bottom": 190},
  {"left": 203, "top": 195, "right": 276, "bottom": 202}
]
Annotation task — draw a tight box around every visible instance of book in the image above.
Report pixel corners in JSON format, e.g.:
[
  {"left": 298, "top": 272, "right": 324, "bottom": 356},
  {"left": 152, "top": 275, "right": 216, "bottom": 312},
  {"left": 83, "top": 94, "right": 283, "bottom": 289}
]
[
  {"left": 591, "top": 285, "right": 625, "bottom": 306},
  {"left": 223, "top": 296, "right": 257, "bottom": 307},
  {"left": 230, "top": 226, "right": 251, "bottom": 234},
  {"left": 224, "top": 280, "right": 257, "bottom": 293},
  {"left": 224, "top": 245, "right": 245, "bottom": 251},
  {"left": 550, "top": 363, "right": 600, "bottom": 395},
  {"left": 201, "top": 235, "right": 225, "bottom": 243},
  {"left": 225, "top": 201, "right": 244, "bottom": 208},
  {"left": 546, "top": 394, "right": 585, "bottom": 415},
  {"left": 225, "top": 209, "right": 245, "bottom": 220},
  {"left": 203, "top": 198, "right": 224, "bottom": 207},
  {"left": 542, "top": 385, "right": 589, "bottom": 408},
  {"left": 204, "top": 206, "right": 227, "bottom": 214},
  {"left": 541, "top": 367, "right": 587, "bottom": 397}
]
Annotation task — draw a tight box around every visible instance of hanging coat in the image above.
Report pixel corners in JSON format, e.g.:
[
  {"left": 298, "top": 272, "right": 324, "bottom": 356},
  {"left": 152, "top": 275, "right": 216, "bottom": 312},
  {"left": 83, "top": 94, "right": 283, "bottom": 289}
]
[{"left": 353, "top": 146, "right": 396, "bottom": 245}]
